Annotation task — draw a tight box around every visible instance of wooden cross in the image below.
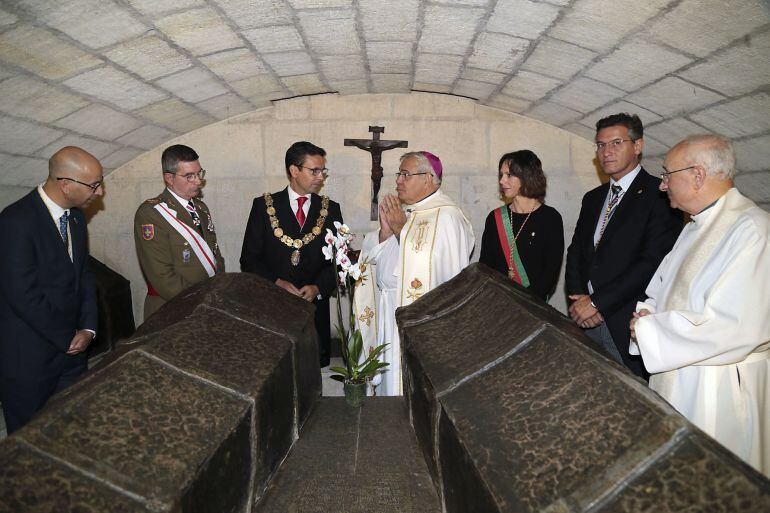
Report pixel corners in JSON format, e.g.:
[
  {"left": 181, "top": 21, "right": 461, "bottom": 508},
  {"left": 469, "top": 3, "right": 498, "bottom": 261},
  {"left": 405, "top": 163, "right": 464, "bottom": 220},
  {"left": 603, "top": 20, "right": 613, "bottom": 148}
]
[{"left": 345, "top": 126, "right": 408, "bottom": 220}]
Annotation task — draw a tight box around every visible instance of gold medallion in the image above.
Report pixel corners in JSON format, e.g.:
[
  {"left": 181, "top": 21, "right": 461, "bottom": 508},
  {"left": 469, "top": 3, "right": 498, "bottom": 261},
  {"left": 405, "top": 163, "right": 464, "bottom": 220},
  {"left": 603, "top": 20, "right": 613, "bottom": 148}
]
[
  {"left": 293, "top": 239, "right": 303, "bottom": 249},
  {"left": 320, "top": 209, "right": 328, "bottom": 216},
  {"left": 312, "top": 226, "right": 321, "bottom": 235},
  {"left": 274, "top": 227, "right": 284, "bottom": 237},
  {"left": 291, "top": 249, "right": 300, "bottom": 266},
  {"left": 266, "top": 206, "right": 276, "bottom": 215}
]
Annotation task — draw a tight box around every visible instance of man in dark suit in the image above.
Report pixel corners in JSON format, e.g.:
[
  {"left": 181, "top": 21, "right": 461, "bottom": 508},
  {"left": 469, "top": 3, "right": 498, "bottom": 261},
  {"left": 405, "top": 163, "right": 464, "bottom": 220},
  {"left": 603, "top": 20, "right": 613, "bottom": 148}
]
[
  {"left": 566, "top": 113, "right": 682, "bottom": 378},
  {"left": 240, "top": 141, "right": 343, "bottom": 367},
  {"left": 0, "top": 146, "right": 101, "bottom": 433}
]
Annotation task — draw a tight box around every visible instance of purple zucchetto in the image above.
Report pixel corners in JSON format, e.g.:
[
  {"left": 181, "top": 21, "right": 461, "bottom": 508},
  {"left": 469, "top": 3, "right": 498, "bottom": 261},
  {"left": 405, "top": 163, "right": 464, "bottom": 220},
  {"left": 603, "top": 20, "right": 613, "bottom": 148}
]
[{"left": 420, "top": 151, "right": 442, "bottom": 179}]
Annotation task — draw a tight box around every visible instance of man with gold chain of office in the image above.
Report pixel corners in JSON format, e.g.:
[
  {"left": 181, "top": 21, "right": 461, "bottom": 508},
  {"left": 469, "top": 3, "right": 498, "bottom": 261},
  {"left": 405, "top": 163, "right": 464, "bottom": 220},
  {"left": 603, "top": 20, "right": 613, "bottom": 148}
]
[
  {"left": 356, "top": 151, "right": 474, "bottom": 396},
  {"left": 240, "top": 141, "right": 343, "bottom": 367}
]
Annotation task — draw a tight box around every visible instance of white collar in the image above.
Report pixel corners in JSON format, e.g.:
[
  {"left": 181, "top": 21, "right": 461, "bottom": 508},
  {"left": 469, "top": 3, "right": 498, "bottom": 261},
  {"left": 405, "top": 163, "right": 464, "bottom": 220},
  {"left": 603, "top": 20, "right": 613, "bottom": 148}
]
[
  {"left": 609, "top": 164, "right": 641, "bottom": 192},
  {"left": 37, "top": 183, "right": 68, "bottom": 221},
  {"left": 287, "top": 185, "right": 310, "bottom": 203},
  {"left": 166, "top": 187, "right": 194, "bottom": 209}
]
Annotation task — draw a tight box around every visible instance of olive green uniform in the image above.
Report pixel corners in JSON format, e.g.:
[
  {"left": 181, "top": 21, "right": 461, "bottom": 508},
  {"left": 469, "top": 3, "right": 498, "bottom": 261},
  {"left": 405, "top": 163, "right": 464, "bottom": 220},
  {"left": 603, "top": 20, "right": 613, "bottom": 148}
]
[{"left": 134, "top": 189, "right": 225, "bottom": 319}]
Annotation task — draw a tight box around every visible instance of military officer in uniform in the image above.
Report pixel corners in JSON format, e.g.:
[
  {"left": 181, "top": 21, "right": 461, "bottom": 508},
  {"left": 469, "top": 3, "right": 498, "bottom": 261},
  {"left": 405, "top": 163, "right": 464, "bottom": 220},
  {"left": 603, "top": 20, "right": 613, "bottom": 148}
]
[
  {"left": 134, "top": 144, "right": 225, "bottom": 320},
  {"left": 240, "top": 141, "right": 343, "bottom": 367}
]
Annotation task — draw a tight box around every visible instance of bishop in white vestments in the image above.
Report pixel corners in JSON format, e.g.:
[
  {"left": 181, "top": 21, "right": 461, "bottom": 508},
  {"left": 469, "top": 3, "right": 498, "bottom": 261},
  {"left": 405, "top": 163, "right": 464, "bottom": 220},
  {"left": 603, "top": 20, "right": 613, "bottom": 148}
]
[
  {"left": 630, "top": 135, "right": 770, "bottom": 477},
  {"left": 357, "top": 151, "right": 474, "bottom": 396}
]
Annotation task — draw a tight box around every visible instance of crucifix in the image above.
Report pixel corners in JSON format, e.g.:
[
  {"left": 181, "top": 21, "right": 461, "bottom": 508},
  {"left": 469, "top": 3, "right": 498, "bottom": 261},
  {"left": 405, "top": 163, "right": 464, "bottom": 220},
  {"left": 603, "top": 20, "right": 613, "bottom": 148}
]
[{"left": 345, "top": 126, "right": 408, "bottom": 220}]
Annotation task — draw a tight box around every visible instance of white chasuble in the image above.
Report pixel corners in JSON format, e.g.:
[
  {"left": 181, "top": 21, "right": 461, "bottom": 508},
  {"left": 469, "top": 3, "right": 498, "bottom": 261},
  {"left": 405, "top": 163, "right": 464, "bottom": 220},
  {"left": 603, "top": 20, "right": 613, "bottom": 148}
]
[
  {"left": 359, "top": 190, "right": 474, "bottom": 396},
  {"left": 631, "top": 188, "right": 770, "bottom": 477}
]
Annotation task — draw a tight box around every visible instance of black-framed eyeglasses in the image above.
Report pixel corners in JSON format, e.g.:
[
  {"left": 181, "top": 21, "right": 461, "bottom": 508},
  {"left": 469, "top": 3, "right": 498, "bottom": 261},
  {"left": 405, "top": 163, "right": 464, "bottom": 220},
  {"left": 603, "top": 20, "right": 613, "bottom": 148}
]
[
  {"left": 165, "top": 169, "right": 206, "bottom": 182},
  {"left": 56, "top": 176, "right": 103, "bottom": 192},
  {"left": 299, "top": 166, "right": 329, "bottom": 177},
  {"left": 595, "top": 139, "right": 636, "bottom": 152},
  {"left": 395, "top": 171, "right": 429, "bottom": 179},
  {"left": 660, "top": 165, "right": 696, "bottom": 183}
]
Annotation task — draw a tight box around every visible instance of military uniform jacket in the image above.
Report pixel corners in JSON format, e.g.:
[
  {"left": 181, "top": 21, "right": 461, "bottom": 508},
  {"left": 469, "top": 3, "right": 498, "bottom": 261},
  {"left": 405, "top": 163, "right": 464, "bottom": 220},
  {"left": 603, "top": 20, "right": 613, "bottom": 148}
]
[{"left": 134, "top": 189, "right": 225, "bottom": 302}]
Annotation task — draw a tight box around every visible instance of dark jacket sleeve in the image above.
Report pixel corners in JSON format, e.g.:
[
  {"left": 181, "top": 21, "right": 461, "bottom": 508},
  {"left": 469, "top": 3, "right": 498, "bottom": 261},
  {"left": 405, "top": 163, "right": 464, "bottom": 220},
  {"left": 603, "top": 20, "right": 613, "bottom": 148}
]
[
  {"left": 530, "top": 208, "right": 564, "bottom": 301},
  {"left": 312, "top": 201, "right": 343, "bottom": 297},
  {"left": 479, "top": 210, "right": 500, "bottom": 270},
  {"left": 240, "top": 197, "right": 277, "bottom": 282}
]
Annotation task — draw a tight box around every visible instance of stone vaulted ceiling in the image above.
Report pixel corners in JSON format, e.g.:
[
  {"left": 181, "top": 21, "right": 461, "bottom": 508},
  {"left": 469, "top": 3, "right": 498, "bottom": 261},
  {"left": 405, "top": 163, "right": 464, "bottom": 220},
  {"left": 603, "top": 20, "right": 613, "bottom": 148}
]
[{"left": 0, "top": 0, "right": 768, "bottom": 205}]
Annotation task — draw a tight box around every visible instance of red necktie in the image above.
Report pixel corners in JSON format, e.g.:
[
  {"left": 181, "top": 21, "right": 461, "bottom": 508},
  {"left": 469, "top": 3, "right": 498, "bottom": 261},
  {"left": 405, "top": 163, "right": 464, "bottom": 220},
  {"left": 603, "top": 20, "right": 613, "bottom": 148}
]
[{"left": 296, "top": 196, "right": 307, "bottom": 227}]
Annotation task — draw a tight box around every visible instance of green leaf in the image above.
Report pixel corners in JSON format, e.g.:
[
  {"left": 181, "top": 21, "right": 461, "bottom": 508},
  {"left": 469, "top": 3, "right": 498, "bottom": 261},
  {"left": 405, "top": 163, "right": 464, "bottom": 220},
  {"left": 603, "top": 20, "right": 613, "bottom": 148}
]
[
  {"left": 329, "top": 375, "right": 345, "bottom": 382},
  {"left": 329, "top": 366, "right": 350, "bottom": 377}
]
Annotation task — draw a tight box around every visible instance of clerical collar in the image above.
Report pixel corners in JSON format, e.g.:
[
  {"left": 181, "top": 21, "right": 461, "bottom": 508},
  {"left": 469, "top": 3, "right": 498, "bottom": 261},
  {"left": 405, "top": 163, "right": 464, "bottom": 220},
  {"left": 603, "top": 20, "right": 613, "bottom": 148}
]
[
  {"left": 166, "top": 187, "right": 194, "bottom": 209},
  {"left": 408, "top": 188, "right": 439, "bottom": 209},
  {"left": 609, "top": 164, "right": 641, "bottom": 192},
  {"left": 691, "top": 194, "right": 726, "bottom": 224}
]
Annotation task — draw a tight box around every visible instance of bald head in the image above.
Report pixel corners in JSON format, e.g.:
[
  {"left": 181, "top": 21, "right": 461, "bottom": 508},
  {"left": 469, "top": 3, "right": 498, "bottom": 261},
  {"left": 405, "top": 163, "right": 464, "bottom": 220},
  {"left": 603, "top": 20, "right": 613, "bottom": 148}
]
[
  {"left": 669, "top": 134, "right": 736, "bottom": 181},
  {"left": 45, "top": 146, "right": 104, "bottom": 209},
  {"left": 49, "top": 146, "right": 101, "bottom": 180},
  {"left": 661, "top": 134, "right": 735, "bottom": 215}
]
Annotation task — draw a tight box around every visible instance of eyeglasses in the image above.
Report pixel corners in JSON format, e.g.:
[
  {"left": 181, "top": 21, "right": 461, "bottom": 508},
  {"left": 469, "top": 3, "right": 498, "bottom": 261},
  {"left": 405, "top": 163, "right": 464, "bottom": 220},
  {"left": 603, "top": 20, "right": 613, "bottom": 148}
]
[
  {"left": 166, "top": 169, "right": 206, "bottom": 182},
  {"left": 660, "top": 165, "right": 696, "bottom": 183},
  {"left": 395, "top": 170, "right": 429, "bottom": 179},
  {"left": 595, "top": 139, "right": 635, "bottom": 152},
  {"left": 299, "top": 166, "right": 329, "bottom": 177},
  {"left": 56, "top": 176, "right": 103, "bottom": 192}
]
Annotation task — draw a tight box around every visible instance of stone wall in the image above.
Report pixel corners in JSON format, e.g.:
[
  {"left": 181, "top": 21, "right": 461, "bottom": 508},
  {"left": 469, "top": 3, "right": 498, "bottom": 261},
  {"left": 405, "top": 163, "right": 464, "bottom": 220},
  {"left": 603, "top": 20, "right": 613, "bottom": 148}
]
[{"left": 88, "top": 92, "right": 608, "bottom": 324}]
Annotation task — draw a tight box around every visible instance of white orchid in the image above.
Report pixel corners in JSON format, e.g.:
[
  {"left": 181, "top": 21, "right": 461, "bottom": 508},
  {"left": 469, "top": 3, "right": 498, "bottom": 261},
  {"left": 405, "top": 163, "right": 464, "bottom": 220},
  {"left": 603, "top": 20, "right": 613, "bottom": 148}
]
[
  {"left": 322, "top": 244, "right": 334, "bottom": 261},
  {"left": 324, "top": 228, "right": 335, "bottom": 245},
  {"left": 348, "top": 262, "right": 363, "bottom": 281}
]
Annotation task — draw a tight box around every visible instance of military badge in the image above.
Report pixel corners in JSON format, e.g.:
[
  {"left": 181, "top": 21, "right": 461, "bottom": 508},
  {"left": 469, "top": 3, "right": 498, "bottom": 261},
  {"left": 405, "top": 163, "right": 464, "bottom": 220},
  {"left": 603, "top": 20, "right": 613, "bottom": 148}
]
[
  {"left": 182, "top": 248, "right": 191, "bottom": 263},
  {"left": 141, "top": 224, "right": 155, "bottom": 240}
]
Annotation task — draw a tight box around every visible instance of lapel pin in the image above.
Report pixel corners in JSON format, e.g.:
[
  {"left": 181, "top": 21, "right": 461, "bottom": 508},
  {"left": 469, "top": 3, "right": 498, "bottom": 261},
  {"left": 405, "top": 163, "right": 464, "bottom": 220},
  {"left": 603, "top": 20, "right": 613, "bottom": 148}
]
[{"left": 637, "top": 188, "right": 643, "bottom": 194}]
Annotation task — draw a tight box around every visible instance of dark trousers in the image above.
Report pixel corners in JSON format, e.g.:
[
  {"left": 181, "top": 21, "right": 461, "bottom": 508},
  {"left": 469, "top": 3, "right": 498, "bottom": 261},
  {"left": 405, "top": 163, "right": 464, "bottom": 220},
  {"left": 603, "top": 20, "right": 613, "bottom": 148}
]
[{"left": 1, "top": 353, "right": 86, "bottom": 434}]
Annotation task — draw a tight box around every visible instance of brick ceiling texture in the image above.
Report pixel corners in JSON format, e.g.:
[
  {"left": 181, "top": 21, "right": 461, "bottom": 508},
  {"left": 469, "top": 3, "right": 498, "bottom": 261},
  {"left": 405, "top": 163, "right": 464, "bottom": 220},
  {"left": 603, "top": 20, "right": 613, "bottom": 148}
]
[{"left": 0, "top": 0, "right": 768, "bottom": 204}]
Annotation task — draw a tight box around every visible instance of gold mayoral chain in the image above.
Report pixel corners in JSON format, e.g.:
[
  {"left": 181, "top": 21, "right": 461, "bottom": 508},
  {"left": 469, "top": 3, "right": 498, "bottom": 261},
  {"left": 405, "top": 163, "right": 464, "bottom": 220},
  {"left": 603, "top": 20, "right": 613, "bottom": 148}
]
[{"left": 265, "top": 193, "right": 329, "bottom": 266}]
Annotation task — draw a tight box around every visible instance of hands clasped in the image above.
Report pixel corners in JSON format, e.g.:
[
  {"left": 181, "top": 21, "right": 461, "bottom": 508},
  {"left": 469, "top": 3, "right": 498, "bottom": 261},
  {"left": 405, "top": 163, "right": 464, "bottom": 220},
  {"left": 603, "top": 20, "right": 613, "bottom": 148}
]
[
  {"left": 378, "top": 194, "right": 406, "bottom": 242},
  {"left": 568, "top": 294, "right": 604, "bottom": 329},
  {"left": 276, "top": 278, "right": 319, "bottom": 302}
]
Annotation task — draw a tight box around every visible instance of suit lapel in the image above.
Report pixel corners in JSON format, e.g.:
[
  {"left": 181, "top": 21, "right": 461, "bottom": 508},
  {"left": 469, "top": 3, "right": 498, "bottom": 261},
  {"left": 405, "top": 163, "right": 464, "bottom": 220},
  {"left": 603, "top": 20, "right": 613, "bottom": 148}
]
[
  {"left": 304, "top": 193, "right": 322, "bottom": 234},
  {"left": 600, "top": 170, "right": 650, "bottom": 243}
]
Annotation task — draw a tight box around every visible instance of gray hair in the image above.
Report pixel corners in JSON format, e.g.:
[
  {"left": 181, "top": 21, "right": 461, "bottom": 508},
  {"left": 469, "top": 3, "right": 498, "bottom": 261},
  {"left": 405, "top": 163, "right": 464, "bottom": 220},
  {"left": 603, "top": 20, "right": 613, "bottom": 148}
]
[
  {"left": 675, "top": 134, "right": 736, "bottom": 180},
  {"left": 400, "top": 151, "right": 441, "bottom": 185}
]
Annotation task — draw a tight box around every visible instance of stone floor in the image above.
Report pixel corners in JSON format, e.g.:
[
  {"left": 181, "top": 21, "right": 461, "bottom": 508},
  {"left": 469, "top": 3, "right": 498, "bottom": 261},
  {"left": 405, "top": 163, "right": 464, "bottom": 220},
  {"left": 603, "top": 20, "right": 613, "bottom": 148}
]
[{"left": 254, "top": 397, "right": 441, "bottom": 512}]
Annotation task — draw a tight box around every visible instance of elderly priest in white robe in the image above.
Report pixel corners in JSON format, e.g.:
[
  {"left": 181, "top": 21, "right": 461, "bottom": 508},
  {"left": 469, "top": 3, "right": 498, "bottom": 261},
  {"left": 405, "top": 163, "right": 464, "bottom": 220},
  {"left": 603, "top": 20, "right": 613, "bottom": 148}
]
[
  {"left": 630, "top": 134, "right": 770, "bottom": 477},
  {"left": 357, "top": 151, "right": 474, "bottom": 396}
]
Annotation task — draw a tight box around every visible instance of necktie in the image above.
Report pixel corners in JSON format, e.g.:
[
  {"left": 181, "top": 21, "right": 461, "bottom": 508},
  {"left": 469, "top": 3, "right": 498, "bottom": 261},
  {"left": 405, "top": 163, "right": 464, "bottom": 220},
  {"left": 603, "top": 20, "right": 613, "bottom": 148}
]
[
  {"left": 595, "top": 184, "right": 623, "bottom": 248},
  {"left": 59, "top": 211, "right": 69, "bottom": 248},
  {"left": 186, "top": 200, "right": 203, "bottom": 234},
  {"left": 296, "top": 196, "right": 307, "bottom": 228}
]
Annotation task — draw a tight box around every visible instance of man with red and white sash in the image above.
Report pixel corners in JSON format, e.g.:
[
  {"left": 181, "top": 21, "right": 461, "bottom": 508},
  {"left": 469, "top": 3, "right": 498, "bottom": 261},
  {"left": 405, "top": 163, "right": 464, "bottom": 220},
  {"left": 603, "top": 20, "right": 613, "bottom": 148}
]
[
  {"left": 134, "top": 145, "right": 224, "bottom": 320},
  {"left": 358, "top": 151, "right": 474, "bottom": 396},
  {"left": 631, "top": 135, "right": 770, "bottom": 477}
]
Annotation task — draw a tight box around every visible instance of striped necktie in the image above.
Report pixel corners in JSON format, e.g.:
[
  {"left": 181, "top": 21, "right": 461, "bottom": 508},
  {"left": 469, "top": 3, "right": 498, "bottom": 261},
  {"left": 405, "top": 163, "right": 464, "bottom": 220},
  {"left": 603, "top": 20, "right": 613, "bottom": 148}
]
[{"left": 595, "top": 184, "right": 622, "bottom": 248}]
